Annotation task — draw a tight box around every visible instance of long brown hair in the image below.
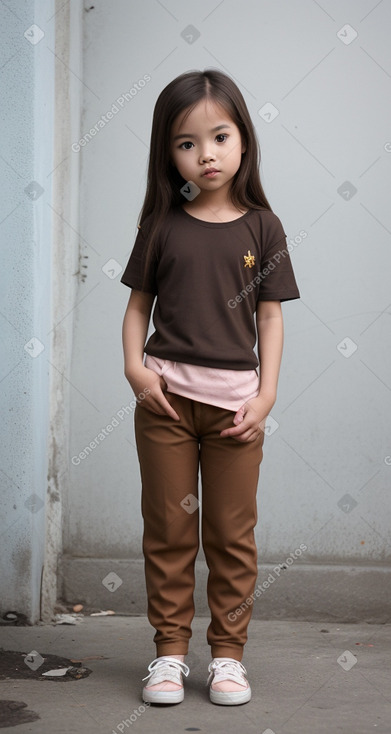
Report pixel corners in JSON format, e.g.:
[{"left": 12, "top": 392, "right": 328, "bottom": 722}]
[{"left": 138, "top": 68, "right": 272, "bottom": 286}]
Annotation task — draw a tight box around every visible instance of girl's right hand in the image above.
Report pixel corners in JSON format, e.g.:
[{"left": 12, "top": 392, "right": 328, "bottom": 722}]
[{"left": 125, "top": 365, "right": 180, "bottom": 420}]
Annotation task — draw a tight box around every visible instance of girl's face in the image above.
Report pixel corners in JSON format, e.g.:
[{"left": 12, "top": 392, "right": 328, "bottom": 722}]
[{"left": 169, "top": 98, "right": 246, "bottom": 200}]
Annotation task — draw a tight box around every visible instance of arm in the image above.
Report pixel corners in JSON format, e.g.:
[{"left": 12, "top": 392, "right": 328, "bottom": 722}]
[
  {"left": 122, "top": 289, "right": 179, "bottom": 420},
  {"left": 220, "top": 300, "right": 283, "bottom": 442},
  {"left": 256, "top": 299, "right": 284, "bottom": 401}
]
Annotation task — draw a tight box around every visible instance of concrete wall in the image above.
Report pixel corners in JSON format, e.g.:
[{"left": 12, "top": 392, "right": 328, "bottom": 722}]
[
  {"left": 0, "top": 0, "right": 82, "bottom": 624},
  {"left": 40, "top": 0, "right": 83, "bottom": 622},
  {"left": 0, "top": 0, "right": 55, "bottom": 622},
  {"left": 61, "top": 0, "right": 391, "bottom": 619},
  {"left": 1, "top": 0, "right": 390, "bottom": 623}
]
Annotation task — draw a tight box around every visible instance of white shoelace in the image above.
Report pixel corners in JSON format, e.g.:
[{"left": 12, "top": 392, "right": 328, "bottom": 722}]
[
  {"left": 207, "top": 658, "right": 249, "bottom": 687},
  {"left": 142, "top": 657, "right": 190, "bottom": 686}
]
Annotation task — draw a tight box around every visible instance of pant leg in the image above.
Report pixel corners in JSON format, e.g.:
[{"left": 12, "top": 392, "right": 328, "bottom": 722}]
[
  {"left": 199, "top": 402, "right": 265, "bottom": 661},
  {"left": 134, "top": 393, "right": 200, "bottom": 657}
]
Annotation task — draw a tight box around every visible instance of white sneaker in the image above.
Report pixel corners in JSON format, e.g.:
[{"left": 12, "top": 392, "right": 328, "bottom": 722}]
[
  {"left": 142, "top": 657, "right": 190, "bottom": 704},
  {"left": 207, "top": 658, "right": 251, "bottom": 705}
]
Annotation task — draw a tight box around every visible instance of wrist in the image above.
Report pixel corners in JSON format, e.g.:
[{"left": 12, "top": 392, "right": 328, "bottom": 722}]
[
  {"left": 256, "top": 388, "right": 277, "bottom": 406},
  {"left": 124, "top": 361, "right": 146, "bottom": 381}
]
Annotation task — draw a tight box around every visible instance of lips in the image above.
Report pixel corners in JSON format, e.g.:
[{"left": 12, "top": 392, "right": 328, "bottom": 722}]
[{"left": 203, "top": 168, "right": 220, "bottom": 175}]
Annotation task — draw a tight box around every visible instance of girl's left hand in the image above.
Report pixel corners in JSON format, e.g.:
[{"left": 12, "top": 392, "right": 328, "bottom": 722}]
[{"left": 219, "top": 394, "right": 275, "bottom": 443}]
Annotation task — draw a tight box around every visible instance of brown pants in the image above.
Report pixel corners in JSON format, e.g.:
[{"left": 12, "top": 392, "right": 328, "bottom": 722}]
[{"left": 134, "top": 392, "right": 265, "bottom": 661}]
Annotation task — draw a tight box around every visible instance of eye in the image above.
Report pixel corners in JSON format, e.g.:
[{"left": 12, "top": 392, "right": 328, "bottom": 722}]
[
  {"left": 216, "top": 134, "right": 228, "bottom": 143},
  {"left": 179, "top": 141, "right": 194, "bottom": 150}
]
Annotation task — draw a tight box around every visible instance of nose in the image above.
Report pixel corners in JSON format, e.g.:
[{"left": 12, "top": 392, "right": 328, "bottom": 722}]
[{"left": 199, "top": 148, "right": 216, "bottom": 164}]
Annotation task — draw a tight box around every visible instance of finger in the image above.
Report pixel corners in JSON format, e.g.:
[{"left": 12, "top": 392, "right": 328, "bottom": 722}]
[
  {"left": 221, "top": 421, "right": 263, "bottom": 440},
  {"left": 233, "top": 405, "right": 245, "bottom": 425},
  {"left": 139, "top": 397, "right": 166, "bottom": 415},
  {"left": 233, "top": 430, "right": 261, "bottom": 443},
  {"left": 156, "top": 377, "right": 180, "bottom": 420},
  {"left": 220, "top": 419, "right": 253, "bottom": 438},
  {"left": 158, "top": 375, "right": 167, "bottom": 390},
  {"left": 140, "top": 382, "right": 180, "bottom": 419},
  {"left": 156, "top": 394, "right": 180, "bottom": 421}
]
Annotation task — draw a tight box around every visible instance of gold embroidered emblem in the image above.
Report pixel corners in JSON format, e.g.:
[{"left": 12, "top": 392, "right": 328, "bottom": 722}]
[{"left": 243, "top": 250, "right": 255, "bottom": 268}]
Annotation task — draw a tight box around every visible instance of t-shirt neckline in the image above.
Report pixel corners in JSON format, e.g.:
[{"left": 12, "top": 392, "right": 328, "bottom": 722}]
[{"left": 178, "top": 206, "right": 255, "bottom": 228}]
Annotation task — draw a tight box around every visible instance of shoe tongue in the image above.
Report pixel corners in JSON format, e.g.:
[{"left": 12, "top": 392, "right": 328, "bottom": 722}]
[
  {"left": 159, "top": 655, "right": 184, "bottom": 663},
  {"left": 213, "top": 657, "right": 238, "bottom": 662}
]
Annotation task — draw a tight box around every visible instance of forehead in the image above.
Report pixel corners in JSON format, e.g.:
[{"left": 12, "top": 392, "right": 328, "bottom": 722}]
[{"left": 170, "top": 98, "right": 232, "bottom": 135}]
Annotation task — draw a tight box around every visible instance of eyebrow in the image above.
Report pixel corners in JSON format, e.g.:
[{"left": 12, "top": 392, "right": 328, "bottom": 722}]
[{"left": 173, "top": 124, "right": 232, "bottom": 141}]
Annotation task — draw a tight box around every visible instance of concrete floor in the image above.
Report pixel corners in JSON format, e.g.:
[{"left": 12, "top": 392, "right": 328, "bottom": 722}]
[{"left": 0, "top": 615, "right": 390, "bottom": 734}]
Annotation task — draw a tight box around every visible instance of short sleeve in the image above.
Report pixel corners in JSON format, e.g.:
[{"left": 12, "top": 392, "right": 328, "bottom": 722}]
[
  {"left": 120, "top": 223, "right": 157, "bottom": 294},
  {"left": 257, "top": 213, "right": 300, "bottom": 302}
]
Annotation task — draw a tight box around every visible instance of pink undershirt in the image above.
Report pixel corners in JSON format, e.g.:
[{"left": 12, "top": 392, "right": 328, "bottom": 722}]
[{"left": 145, "top": 354, "right": 260, "bottom": 412}]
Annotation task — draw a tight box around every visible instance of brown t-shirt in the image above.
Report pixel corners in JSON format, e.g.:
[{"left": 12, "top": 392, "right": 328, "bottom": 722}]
[{"left": 120, "top": 206, "right": 300, "bottom": 370}]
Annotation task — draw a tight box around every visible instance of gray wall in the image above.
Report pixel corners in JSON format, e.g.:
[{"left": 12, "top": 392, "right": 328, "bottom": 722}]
[
  {"left": 65, "top": 0, "right": 391, "bottom": 563},
  {"left": 0, "top": 0, "right": 54, "bottom": 621},
  {"left": 63, "top": 0, "right": 391, "bottom": 616},
  {"left": 1, "top": 0, "right": 391, "bottom": 622}
]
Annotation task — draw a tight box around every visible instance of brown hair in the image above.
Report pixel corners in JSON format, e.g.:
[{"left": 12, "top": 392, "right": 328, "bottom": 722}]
[{"left": 137, "top": 68, "right": 272, "bottom": 286}]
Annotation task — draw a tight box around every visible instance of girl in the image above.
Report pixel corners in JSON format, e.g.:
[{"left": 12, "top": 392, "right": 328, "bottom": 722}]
[{"left": 121, "top": 69, "right": 300, "bottom": 706}]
